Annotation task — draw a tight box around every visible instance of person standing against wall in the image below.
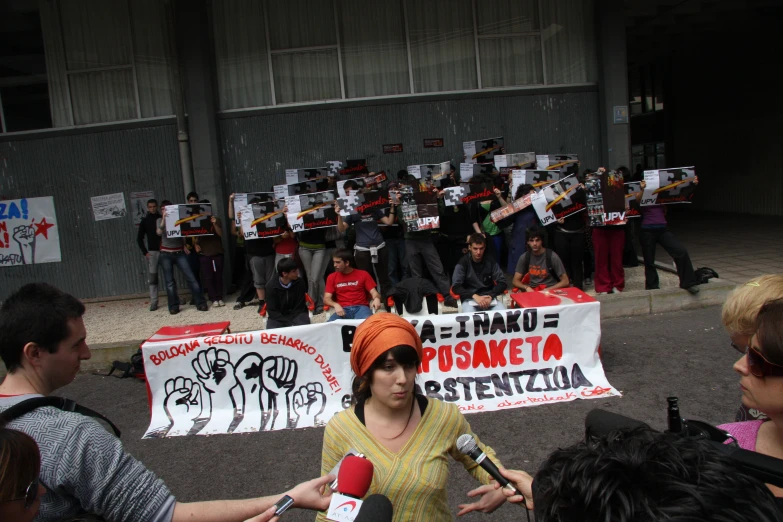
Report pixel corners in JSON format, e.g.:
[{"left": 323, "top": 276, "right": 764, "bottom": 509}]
[{"left": 136, "top": 198, "right": 162, "bottom": 311}]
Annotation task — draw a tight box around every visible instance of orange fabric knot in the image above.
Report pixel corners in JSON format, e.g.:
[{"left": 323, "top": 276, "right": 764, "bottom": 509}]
[{"left": 350, "top": 313, "right": 423, "bottom": 377}]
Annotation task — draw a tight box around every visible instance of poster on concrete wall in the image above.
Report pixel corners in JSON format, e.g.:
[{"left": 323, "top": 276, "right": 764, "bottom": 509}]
[
  {"left": 163, "top": 203, "right": 214, "bottom": 238},
  {"left": 91, "top": 192, "right": 127, "bottom": 221},
  {"left": 462, "top": 137, "right": 504, "bottom": 164},
  {"left": 640, "top": 167, "right": 697, "bottom": 206},
  {"left": 130, "top": 191, "right": 155, "bottom": 227},
  {"left": 0, "top": 197, "right": 61, "bottom": 266}
]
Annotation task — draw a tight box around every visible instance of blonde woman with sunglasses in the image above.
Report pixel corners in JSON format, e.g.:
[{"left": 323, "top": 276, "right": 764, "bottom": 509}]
[
  {"left": 0, "top": 427, "right": 46, "bottom": 522},
  {"left": 718, "top": 299, "right": 783, "bottom": 494}
]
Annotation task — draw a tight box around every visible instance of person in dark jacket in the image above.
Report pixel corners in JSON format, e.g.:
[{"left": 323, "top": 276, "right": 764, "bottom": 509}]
[
  {"left": 136, "top": 198, "right": 163, "bottom": 311},
  {"left": 452, "top": 233, "right": 508, "bottom": 312},
  {"left": 265, "top": 257, "right": 310, "bottom": 329}
]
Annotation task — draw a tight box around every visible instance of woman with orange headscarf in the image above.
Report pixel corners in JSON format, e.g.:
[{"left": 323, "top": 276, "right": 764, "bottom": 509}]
[{"left": 316, "top": 313, "right": 508, "bottom": 521}]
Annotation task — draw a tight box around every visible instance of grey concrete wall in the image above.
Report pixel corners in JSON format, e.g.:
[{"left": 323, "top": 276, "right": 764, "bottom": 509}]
[
  {"left": 0, "top": 122, "right": 183, "bottom": 300},
  {"left": 218, "top": 89, "right": 603, "bottom": 192}
]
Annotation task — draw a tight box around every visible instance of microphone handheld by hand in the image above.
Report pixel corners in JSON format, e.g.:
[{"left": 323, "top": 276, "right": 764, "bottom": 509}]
[
  {"left": 326, "top": 455, "right": 374, "bottom": 521},
  {"left": 353, "top": 494, "right": 393, "bottom": 522},
  {"left": 456, "top": 434, "right": 519, "bottom": 495}
]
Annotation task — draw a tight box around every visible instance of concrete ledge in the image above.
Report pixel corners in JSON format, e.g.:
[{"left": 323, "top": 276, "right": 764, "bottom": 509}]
[{"left": 596, "top": 278, "right": 736, "bottom": 319}]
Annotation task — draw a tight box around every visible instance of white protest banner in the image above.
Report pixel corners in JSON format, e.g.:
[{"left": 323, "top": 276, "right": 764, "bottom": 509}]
[
  {"left": 233, "top": 192, "right": 275, "bottom": 227},
  {"left": 91, "top": 192, "right": 127, "bottom": 221},
  {"left": 530, "top": 175, "right": 586, "bottom": 226},
  {"left": 509, "top": 170, "right": 560, "bottom": 198},
  {"left": 640, "top": 167, "right": 696, "bottom": 206},
  {"left": 531, "top": 191, "right": 556, "bottom": 226},
  {"left": 163, "top": 203, "right": 213, "bottom": 238},
  {"left": 0, "top": 197, "right": 61, "bottom": 266},
  {"left": 286, "top": 191, "right": 338, "bottom": 232},
  {"left": 494, "top": 152, "right": 536, "bottom": 175},
  {"left": 535, "top": 154, "right": 580, "bottom": 177},
  {"left": 273, "top": 185, "right": 289, "bottom": 200},
  {"left": 462, "top": 137, "right": 504, "bottom": 164},
  {"left": 130, "top": 191, "right": 154, "bottom": 226},
  {"left": 142, "top": 305, "right": 618, "bottom": 438},
  {"left": 240, "top": 201, "right": 287, "bottom": 239}
]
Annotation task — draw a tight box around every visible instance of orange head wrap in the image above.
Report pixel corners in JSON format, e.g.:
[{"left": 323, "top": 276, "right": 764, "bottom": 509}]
[{"left": 350, "top": 313, "right": 423, "bottom": 377}]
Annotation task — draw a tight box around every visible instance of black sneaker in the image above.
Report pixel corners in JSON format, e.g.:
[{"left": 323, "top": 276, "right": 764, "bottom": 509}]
[
  {"left": 149, "top": 302, "right": 158, "bottom": 312},
  {"left": 169, "top": 307, "right": 180, "bottom": 315},
  {"left": 197, "top": 303, "right": 209, "bottom": 311},
  {"left": 686, "top": 285, "right": 700, "bottom": 295},
  {"left": 233, "top": 301, "right": 245, "bottom": 310}
]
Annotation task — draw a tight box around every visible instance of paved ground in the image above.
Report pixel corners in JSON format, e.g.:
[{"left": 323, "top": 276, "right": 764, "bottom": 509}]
[{"left": 57, "top": 305, "right": 741, "bottom": 522}]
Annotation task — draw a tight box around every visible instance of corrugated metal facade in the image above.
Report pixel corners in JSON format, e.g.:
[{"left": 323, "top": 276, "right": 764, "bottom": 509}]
[
  {"left": 0, "top": 123, "right": 183, "bottom": 300},
  {"left": 219, "top": 90, "right": 603, "bottom": 192}
]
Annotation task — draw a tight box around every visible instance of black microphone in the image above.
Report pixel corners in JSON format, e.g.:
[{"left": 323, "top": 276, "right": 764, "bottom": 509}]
[
  {"left": 456, "top": 434, "right": 519, "bottom": 495},
  {"left": 353, "top": 494, "right": 393, "bottom": 522}
]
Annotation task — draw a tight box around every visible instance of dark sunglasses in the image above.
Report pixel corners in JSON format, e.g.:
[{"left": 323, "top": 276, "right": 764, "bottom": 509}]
[
  {"left": 1, "top": 478, "right": 39, "bottom": 509},
  {"left": 731, "top": 342, "right": 783, "bottom": 378}
]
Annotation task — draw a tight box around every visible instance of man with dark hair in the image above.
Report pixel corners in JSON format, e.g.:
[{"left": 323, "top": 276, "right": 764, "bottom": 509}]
[
  {"left": 136, "top": 198, "right": 162, "bottom": 311},
  {"left": 452, "top": 233, "right": 508, "bottom": 312},
  {"left": 513, "top": 227, "right": 569, "bottom": 292},
  {"left": 265, "top": 258, "right": 310, "bottom": 329},
  {"left": 0, "top": 283, "right": 333, "bottom": 522},
  {"left": 324, "top": 248, "right": 382, "bottom": 321},
  {"left": 493, "top": 428, "right": 781, "bottom": 522}
]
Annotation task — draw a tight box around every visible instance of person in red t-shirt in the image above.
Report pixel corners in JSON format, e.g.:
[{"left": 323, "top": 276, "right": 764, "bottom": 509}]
[{"left": 324, "top": 248, "right": 382, "bottom": 322}]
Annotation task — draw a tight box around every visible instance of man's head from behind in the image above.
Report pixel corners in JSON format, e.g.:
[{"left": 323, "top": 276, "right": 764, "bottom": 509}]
[
  {"left": 0, "top": 283, "right": 89, "bottom": 393},
  {"left": 532, "top": 427, "right": 780, "bottom": 522},
  {"left": 468, "top": 233, "right": 486, "bottom": 263},
  {"left": 332, "top": 248, "right": 355, "bottom": 274}
]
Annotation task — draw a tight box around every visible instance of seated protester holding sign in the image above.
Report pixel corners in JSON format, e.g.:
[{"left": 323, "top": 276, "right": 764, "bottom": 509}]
[
  {"left": 452, "top": 233, "right": 508, "bottom": 312},
  {"left": 0, "top": 283, "right": 333, "bottom": 522},
  {"left": 324, "top": 248, "right": 382, "bottom": 322},
  {"left": 265, "top": 257, "right": 310, "bottom": 330},
  {"left": 513, "top": 227, "right": 569, "bottom": 292}
]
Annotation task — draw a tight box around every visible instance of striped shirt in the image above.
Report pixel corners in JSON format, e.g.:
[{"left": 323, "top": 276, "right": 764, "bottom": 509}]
[{"left": 317, "top": 398, "right": 499, "bottom": 522}]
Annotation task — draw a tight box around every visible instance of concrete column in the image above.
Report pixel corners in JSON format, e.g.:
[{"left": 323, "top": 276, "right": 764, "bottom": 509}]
[
  {"left": 596, "top": 0, "right": 631, "bottom": 170},
  {"left": 174, "top": 0, "right": 232, "bottom": 287}
]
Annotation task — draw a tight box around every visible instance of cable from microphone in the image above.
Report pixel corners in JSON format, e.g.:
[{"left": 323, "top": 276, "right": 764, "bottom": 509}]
[
  {"left": 457, "top": 434, "right": 531, "bottom": 521},
  {"left": 326, "top": 455, "right": 374, "bottom": 521},
  {"left": 353, "top": 494, "right": 393, "bottom": 522}
]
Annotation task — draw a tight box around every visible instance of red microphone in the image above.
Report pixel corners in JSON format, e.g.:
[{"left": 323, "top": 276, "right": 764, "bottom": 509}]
[{"left": 327, "top": 455, "right": 374, "bottom": 521}]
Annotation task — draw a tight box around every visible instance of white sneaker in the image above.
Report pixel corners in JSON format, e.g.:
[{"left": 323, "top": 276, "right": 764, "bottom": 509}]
[
  {"left": 218, "top": 300, "right": 225, "bottom": 307},
  {"left": 611, "top": 287, "right": 622, "bottom": 294},
  {"left": 212, "top": 301, "right": 219, "bottom": 307}
]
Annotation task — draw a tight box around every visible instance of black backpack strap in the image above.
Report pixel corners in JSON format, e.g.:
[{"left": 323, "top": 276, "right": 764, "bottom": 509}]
[
  {"left": 545, "top": 248, "right": 559, "bottom": 278},
  {"left": 0, "top": 397, "right": 121, "bottom": 438},
  {"left": 521, "top": 251, "right": 530, "bottom": 277}
]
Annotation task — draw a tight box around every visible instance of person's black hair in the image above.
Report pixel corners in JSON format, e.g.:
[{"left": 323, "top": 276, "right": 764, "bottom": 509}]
[
  {"left": 527, "top": 227, "right": 545, "bottom": 243},
  {"left": 249, "top": 197, "right": 261, "bottom": 204},
  {"left": 351, "top": 345, "right": 420, "bottom": 404},
  {"left": 343, "top": 180, "right": 360, "bottom": 191},
  {"left": 397, "top": 170, "right": 408, "bottom": 181},
  {"left": 755, "top": 298, "right": 783, "bottom": 366},
  {"left": 615, "top": 166, "right": 630, "bottom": 180},
  {"left": 332, "top": 248, "right": 354, "bottom": 267},
  {"left": 468, "top": 232, "right": 486, "bottom": 246},
  {"left": 277, "top": 257, "right": 298, "bottom": 276},
  {"left": 161, "top": 199, "right": 172, "bottom": 206},
  {"left": 200, "top": 199, "right": 210, "bottom": 204},
  {"left": 147, "top": 198, "right": 158, "bottom": 206},
  {"left": 186, "top": 191, "right": 199, "bottom": 201},
  {"left": 0, "top": 283, "right": 86, "bottom": 372},
  {"left": 515, "top": 184, "right": 535, "bottom": 201},
  {"left": 532, "top": 427, "right": 780, "bottom": 522}
]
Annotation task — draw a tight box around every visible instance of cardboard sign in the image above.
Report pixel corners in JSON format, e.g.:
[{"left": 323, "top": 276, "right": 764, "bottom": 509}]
[
  {"left": 530, "top": 175, "right": 586, "bottom": 226},
  {"left": 640, "top": 167, "right": 697, "bottom": 206},
  {"left": 494, "top": 152, "right": 536, "bottom": 175},
  {"left": 326, "top": 161, "right": 344, "bottom": 177},
  {"left": 285, "top": 168, "right": 330, "bottom": 185},
  {"left": 239, "top": 201, "right": 287, "bottom": 239},
  {"left": 509, "top": 170, "right": 561, "bottom": 199},
  {"left": 337, "top": 159, "right": 369, "bottom": 179},
  {"left": 336, "top": 189, "right": 390, "bottom": 217},
  {"left": 141, "top": 304, "right": 618, "bottom": 438},
  {"left": 275, "top": 179, "right": 331, "bottom": 198},
  {"left": 395, "top": 188, "right": 439, "bottom": 232},
  {"left": 442, "top": 183, "right": 495, "bottom": 207},
  {"left": 335, "top": 172, "right": 388, "bottom": 198},
  {"left": 164, "top": 204, "right": 214, "bottom": 238},
  {"left": 490, "top": 192, "right": 535, "bottom": 223},
  {"left": 459, "top": 163, "right": 495, "bottom": 183},
  {"left": 286, "top": 191, "right": 338, "bottom": 232},
  {"left": 624, "top": 182, "right": 642, "bottom": 218},
  {"left": 536, "top": 154, "right": 580, "bottom": 178},
  {"left": 0, "top": 196, "right": 61, "bottom": 266},
  {"left": 234, "top": 192, "right": 275, "bottom": 227},
  {"left": 584, "top": 171, "right": 627, "bottom": 226},
  {"left": 463, "top": 136, "right": 504, "bottom": 164},
  {"left": 407, "top": 162, "right": 451, "bottom": 188}
]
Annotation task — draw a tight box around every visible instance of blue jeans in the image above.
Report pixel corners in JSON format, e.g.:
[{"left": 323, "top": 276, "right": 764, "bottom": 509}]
[
  {"left": 327, "top": 305, "right": 372, "bottom": 322},
  {"left": 159, "top": 251, "right": 206, "bottom": 310},
  {"left": 460, "top": 299, "right": 506, "bottom": 313}
]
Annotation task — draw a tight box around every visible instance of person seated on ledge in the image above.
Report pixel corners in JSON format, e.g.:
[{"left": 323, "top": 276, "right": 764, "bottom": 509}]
[
  {"left": 492, "top": 427, "right": 780, "bottom": 522},
  {"left": 513, "top": 227, "right": 569, "bottom": 293},
  {"left": 324, "top": 248, "right": 382, "bottom": 321},
  {"left": 452, "top": 233, "right": 508, "bottom": 312},
  {"left": 264, "top": 257, "right": 310, "bottom": 330}
]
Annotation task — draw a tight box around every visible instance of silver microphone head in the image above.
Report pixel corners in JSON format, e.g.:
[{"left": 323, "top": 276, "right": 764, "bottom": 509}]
[{"left": 456, "top": 433, "right": 478, "bottom": 454}]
